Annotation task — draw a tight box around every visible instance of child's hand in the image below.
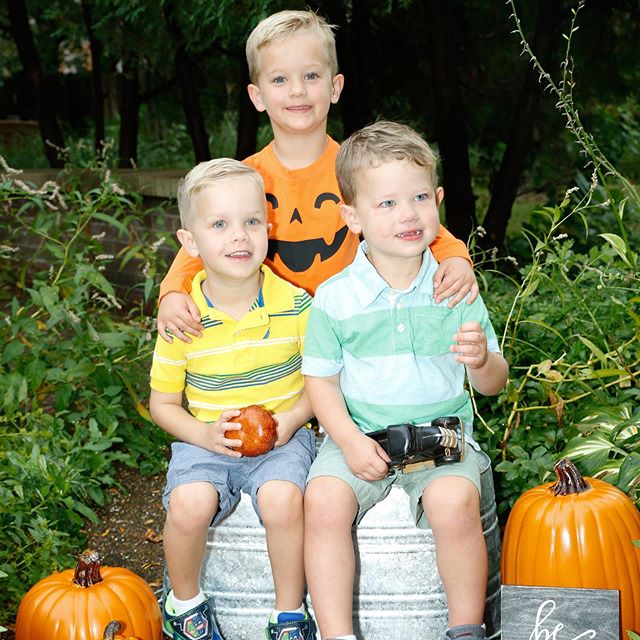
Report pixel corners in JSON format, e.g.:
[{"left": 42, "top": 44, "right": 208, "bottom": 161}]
[
  {"left": 450, "top": 321, "right": 488, "bottom": 369},
  {"left": 205, "top": 409, "right": 244, "bottom": 457},
  {"left": 342, "top": 432, "right": 390, "bottom": 481},
  {"left": 157, "top": 291, "right": 203, "bottom": 344},
  {"left": 433, "top": 256, "right": 479, "bottom": 308}
]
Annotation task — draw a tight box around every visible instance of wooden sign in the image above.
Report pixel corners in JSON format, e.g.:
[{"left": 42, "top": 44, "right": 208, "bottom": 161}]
[{"left": 501, "top": 585, "right": 619, "bottom": 639}]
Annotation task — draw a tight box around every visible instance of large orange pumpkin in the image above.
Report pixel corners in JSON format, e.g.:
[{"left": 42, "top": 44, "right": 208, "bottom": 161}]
[
  {"left": 15, "top": 549, "right": 162, "bottom": 640},
  {"left": 501, "top": 458, "right": 640, "bottom": 638}
]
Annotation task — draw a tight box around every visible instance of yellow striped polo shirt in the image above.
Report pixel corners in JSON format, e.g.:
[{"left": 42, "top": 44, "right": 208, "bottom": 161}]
[{"left": 150, "top": 265, "right": 312, "bottom": 422}]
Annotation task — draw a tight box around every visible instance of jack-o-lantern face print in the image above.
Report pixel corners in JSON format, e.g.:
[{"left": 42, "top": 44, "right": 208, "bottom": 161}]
[{"left": 265, "top": 189, "right": 359, "bottom": 294}]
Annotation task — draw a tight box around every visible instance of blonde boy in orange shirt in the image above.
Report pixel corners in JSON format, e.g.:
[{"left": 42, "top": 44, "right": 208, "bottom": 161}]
[{"left": 156, "top": 10, "right": 478, "bottom": 344}]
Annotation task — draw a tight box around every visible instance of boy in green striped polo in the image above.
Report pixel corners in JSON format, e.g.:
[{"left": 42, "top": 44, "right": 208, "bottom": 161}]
[
  {"left": 301, "top": 122, "right": 509, "bottom": 640},
  {"left": 150, "top": 159, "right": 317, "bottom": 640}
]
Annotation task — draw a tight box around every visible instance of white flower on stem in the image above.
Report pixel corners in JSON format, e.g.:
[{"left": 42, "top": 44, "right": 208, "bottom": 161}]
[{"left": 151, "top": 237, "right": 166, "bottom": 253}]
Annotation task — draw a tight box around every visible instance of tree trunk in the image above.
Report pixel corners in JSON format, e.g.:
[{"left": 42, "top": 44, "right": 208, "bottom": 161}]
[
  {"left": 235, "top": 62, "right": 258, "bottom": 159},
  {"left": 117, "top": 55, "right": 139, "bottom": 168},
  {"left": 482, "top": 0, "right": 564, "bottom": 250},
  {"left": 7, "top": 0, "right": 65, "bottom": 167},
  {"left": 424, "top": 0, "right": 476, "bottom": 242},
  {"left": 321, "top": 0, "right": 371, "bottom": 137},
  {"left": 163, "top": 5, "right": 210, "bottom": 163},
  {"left": 80, "top": 0, "right": 105, "bottom": 153},
  {"left": 174, "top": 45, "right": 211, "bottom": 162}
]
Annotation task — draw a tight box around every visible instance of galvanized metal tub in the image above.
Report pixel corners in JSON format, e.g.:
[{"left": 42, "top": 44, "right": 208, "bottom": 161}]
[{"left": 175, "top": 448, "right": 501, "bottom": 639}]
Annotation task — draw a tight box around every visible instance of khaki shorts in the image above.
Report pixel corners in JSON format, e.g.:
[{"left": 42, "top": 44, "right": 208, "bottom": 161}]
[{"left": 307, "top": 436, "right": 481, "bottom": 529}]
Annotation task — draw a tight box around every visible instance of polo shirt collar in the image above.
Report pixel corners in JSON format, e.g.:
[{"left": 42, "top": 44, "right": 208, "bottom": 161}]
[
  {"left": 190, "top": 265, "right": 296, "bottom": 320},
  {"left": 348, "top": 240, "right": 436, "bottom": 307}
]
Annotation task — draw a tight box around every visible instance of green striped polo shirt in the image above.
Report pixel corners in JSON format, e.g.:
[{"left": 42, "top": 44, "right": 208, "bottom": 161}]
[
  {"left": 301, "top": 242, "right": 500, "bottom": 436},
  {"left": 151, "top": 265, "right": 311, "bottom": 422}
]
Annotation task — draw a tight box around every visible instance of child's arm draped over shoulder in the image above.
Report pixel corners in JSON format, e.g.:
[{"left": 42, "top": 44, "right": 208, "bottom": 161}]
[
  {"left": 431, "top": 225, "right": 479, "bottom": 307},
  {"left": 305, "top": 374, "right": 390, "bottom": 481},
  {"left": 157, "top": 247, "right": 204, "bottom": 343}
]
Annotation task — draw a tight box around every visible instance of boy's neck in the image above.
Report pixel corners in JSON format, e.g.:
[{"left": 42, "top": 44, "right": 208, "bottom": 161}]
[
  {"left": 367, "top": 253, "right": 424, "bottom": 291},
  {"left": 271, "top": 127, "right": 328, "bottom": 170},
  {"left": 201, "top": 269, "right": 263, "bottom": 321}
]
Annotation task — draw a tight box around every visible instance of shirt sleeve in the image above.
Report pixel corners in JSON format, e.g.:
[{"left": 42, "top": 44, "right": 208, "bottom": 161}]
[
  {"left": 430, "top": 224, "right": 472, "bottom": 265},
  {"left": 301, "top": 292, "right": 344, "bottom": 377},
  {"left": 149, "top": 333, "right": 188, "bottom": 393},
  {"left": 158, "top": 247, "right": 204, "bottom": 301}
]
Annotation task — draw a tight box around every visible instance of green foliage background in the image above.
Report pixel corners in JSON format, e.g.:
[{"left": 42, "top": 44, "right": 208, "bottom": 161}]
[{"left": 0, "top": 1, "right": 639, "bottom": 634}]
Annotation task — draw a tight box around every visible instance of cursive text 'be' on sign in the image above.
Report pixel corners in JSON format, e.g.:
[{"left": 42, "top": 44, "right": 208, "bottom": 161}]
[{"left": 501, "top": 585, "right": 619, "bottom": 640}]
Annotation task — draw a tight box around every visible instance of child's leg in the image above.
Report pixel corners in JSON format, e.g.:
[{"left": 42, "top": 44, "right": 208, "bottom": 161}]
[
  {"left": 304, "top": 476, "right": 359, "bottom": 638},
  {"left": 421, "top": 476, "right": 487, "bottom": 626},
  {"left": 257, "top": 479, "right": 305, "bottom": 611},
  {"left": 164, "top": 480, "right": 219, "bottom": 600}
]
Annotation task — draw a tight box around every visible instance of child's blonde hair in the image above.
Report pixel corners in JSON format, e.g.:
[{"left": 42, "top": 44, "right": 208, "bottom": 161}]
[
  {"left": 336, "top": 121, "right": 440, "bottom": 205},
  {"left": 245, "top": 10, "right": 338, "bottom": 83},
  {"left": 177, "top": 158, "right": 264, "bottom": 229}
]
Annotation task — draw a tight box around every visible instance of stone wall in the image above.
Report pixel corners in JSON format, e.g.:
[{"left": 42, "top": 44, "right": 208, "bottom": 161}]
[{"left": 4, "top": 169, "right": 187, "bottom": 304}]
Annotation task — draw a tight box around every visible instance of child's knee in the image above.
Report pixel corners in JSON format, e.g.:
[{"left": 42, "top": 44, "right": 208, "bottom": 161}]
[
  {"left": 423, "top": 480, "right": 480, "bottom": 533},
  {"left": 304, "top": 478, "right": 356, "bottom": 530},
  {"left": 167, "top": 483, "right": 218, "bottom": 531},
  {"left": 258, "top": 480, "right": 303, "bottom": 525}
]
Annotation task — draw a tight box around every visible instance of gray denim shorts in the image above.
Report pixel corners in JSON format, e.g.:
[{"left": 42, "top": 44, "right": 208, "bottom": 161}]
[{"left": 163, "top": 427, "right": 316, "bottom": 525}]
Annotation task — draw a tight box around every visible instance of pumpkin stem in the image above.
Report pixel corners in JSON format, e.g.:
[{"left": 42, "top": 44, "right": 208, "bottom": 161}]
[
  {"left": 550, "top": 458, "right": 591, "bottom": 496},
  {"left": 72, "top": 549, "right": 104, "bottom": 587},
  {"left": 104, "top": 621, "right": 122, "bottom": 640}
]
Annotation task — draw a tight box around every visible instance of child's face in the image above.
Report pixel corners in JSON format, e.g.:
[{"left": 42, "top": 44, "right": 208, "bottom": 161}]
[
  {"left": 178, "top": 177, "right": 270, "bottom": 284},
  {"left": 340, "top": 159, "right": 444, "bottom": 271},
  {"left": 247, "top": 31, "right": 343, "bottom": 138}
]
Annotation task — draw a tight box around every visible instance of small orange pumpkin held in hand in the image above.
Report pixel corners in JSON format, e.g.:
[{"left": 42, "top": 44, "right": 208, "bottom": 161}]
[
  {"left": 226, "top": 405, "right": 277, "bottom": 457},
  {"left": 15, "top": 549, "right": 162, "bottom": 640},
  {"left": 501, "top": 458, "right": 640, "bottom": 639}
]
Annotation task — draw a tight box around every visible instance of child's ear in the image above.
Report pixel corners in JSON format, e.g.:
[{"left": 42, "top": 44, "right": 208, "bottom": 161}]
[
  {"left": 331, "top": 74, "right": 345, "bottom": 104},
  {"left": 435, "top": 187, "right": 444, "bottom": 208},
  {"left": 339, "top": 203, "right": 361, "bottom": 234},
  {"left": 176, "top": 228, "right": 199, "bottom": 258},
  {"left": 247, "top": 84, "right": 266, "bottom": 113}
]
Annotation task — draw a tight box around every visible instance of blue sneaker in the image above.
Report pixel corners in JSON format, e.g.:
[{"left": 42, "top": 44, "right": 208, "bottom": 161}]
[
  {"left": 265, "top": 611, "right": 317, "bottom": 640},
  {"left": 163, "top": 597, "right": 223, "bottom": 640}
]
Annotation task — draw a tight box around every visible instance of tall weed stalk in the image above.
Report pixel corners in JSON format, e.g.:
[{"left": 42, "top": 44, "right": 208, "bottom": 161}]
[{"left": 475, "top": 2, "right": 640, "bottom": 512}]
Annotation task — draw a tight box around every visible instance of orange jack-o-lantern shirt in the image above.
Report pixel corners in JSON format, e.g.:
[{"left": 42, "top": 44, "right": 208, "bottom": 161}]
[{"left": 159, "top": 136, "right": 470, "bottom": 298}]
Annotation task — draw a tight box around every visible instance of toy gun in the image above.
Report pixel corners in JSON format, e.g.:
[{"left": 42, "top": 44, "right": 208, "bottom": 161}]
[{"left": 367, "top": 416, "right": 464, "bottom": 475}]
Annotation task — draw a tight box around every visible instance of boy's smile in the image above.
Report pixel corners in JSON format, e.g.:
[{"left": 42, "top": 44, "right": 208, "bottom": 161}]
[
  {"left": 340, "top": 159, "right": 444, "bottom": 283},
  {"left": 248, "top": 31, "right": 343, "bottom": 138}
]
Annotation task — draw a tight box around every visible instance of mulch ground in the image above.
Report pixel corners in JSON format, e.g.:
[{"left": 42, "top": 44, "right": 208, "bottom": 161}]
[{"left": 82, "top": 464, "right": 167, "bottom": 594}]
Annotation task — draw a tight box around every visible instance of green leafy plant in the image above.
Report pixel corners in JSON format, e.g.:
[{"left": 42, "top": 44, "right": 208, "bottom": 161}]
[
  {"left": 0, "top": 157, "right": 171, "bottom": 627},
  {"left": 473, "top": 1, "right": 640, "bottom": 514}
]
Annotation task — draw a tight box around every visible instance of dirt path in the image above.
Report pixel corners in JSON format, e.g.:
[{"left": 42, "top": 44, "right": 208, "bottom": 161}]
[{"left": 82, "top": 464, "right": 166, "bottom": 595}]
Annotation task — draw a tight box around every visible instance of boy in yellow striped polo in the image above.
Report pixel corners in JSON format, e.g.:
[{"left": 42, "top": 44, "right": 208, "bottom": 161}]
[
  {"left": 301, "top": 122, "right": 509, "bottom": 640},
  {"left": 149, "top": 158, "right": 317, "bottom": 640}
]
